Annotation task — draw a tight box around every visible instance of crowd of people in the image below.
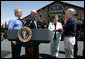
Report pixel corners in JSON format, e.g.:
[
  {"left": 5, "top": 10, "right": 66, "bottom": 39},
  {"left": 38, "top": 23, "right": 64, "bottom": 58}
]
[
  {"left": 37, "top": 19, "right": 48, "bottom": 29},
  {"left": 1, "top": 22, "right": 8, "bottom": 41}
]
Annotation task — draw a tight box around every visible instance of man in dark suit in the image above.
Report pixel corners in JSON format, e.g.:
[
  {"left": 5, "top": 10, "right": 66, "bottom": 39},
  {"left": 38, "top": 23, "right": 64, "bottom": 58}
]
[{"left": 23, "top": 10, "right": 39, "bottom": 58}]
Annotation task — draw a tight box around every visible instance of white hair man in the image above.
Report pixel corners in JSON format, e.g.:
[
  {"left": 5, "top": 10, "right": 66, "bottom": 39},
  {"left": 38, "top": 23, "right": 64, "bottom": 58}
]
[
  {"left": 8, "top": 8, "right": 22, "bottom": 58},
  {"left": 63, "top": 8, "right": 77, "bottom": 58},
  {"left": 23, "top": 9, "right": 37, "bottom": 29},
  {"left": 23, "top": 9, "right": 39, "bottom": 58},
  {"left": 30, "top": 9, "right": 37, "bottom": 18}
]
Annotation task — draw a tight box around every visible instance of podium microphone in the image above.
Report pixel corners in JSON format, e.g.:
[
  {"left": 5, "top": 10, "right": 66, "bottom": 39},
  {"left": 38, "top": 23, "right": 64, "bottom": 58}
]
[{"left": 29, "top": 21, "right": 32, "bottom": 26}]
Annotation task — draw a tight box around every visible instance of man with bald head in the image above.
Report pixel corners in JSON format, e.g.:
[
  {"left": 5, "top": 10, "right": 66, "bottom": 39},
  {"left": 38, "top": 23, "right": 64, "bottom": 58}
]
[
  {"left": 23, "top": 9, "right": 37, "bottom": 29},
  {"left": 23, "top": 9, "right": 39, "bottom": 58}
]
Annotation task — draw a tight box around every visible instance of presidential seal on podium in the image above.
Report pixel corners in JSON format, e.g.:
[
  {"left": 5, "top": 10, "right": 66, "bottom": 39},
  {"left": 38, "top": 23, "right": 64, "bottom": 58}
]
[{"left": 17, "top": 26, "right": 32, "bottom": 42}]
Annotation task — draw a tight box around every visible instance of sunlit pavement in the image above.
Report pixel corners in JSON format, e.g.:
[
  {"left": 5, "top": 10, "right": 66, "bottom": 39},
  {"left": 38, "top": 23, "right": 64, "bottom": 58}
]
[{"left": 1, "top": 39, "right": 84, "bottom": 58}]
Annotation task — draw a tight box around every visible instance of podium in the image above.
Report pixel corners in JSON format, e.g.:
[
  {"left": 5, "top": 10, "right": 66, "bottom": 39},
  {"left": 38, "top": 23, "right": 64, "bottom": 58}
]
[{"left": 7, "top": 27, "right": 53, "bottom": 58}]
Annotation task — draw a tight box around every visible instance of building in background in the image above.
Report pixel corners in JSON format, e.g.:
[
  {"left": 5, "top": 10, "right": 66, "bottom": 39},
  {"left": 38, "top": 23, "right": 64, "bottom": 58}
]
[
  {"left": 22, "top": 1, "right": 84, "bottom": 23},
  {"left": 22, "top": 1, "right": 84, "bottom": 41}
]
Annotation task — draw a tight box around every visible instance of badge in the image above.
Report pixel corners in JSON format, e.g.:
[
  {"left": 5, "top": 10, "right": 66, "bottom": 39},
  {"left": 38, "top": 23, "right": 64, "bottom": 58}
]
[
  {"left": 49, "top": 3, "right": 65, "bottom": 20},
  {"left": 17, "top": 26, "right": 32, "bottom": 42}
]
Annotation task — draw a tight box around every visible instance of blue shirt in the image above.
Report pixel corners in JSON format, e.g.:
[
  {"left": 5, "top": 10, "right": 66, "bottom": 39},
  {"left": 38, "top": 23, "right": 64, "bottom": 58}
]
[
  {"left": 63, "top": 17, "right": 77, "bottom": 36},
  {"left": 8, "top": 17, "right": 22, "bottom": 30}
]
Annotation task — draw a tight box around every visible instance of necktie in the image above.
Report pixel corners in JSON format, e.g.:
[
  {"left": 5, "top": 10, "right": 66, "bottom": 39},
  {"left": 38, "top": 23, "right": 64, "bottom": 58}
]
[
  {"left": 54, "top": 23, "right": 57, "bottom": 40},
  {"left": 18, "top": 18, "right": 21, "bottom": 20},
  {"left": 34, "top": 21, "right": 37, "bottom": 28},
  {"left": 33, "top": 18, "right": 37, "bottom": 29}
]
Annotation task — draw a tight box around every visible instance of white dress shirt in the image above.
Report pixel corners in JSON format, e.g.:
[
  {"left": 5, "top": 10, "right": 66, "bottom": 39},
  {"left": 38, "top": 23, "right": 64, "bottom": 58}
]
[{"left": 48, "top": 22, "right": 63, "bottom": 40}]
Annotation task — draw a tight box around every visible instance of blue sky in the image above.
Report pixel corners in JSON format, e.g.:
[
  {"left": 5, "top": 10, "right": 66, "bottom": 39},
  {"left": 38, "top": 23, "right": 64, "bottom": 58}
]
[{"left": 1, "top": 1, "right": 84, "bottom": 25}]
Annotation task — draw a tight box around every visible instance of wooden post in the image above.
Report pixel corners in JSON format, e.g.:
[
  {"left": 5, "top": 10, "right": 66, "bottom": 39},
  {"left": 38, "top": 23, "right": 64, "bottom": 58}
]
[{"left": 25, "top": 45, "right": 39, "bottom": 58}]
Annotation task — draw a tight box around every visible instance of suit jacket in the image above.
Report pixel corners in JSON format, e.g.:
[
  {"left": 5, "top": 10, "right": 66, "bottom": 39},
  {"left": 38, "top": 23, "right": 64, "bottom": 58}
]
[
  {"left": 23, "top": 17, "right": 37, "bottom": 29},
  {"left": 48, "top": 22, "right": 63, "bottom": 40},
  {"left": 23, "top": 17, "right": 38, "bottom": 48}
]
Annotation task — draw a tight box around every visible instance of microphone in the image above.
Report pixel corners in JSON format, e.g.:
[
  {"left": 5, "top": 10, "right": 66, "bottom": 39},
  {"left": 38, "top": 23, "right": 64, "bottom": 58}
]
[{"left": 29, "top": 21, "right": 32, "bottom": 26}]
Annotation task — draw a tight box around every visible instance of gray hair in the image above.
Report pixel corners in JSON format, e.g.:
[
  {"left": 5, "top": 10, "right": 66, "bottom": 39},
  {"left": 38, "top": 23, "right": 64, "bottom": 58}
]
[
  {"left": 31, "top": 9, "right": 37, "bottom": 13},
  {"left": 14, "top": 8, "right": 22, "bottom": 13},
  {"left": 67, "top": 8, "right": 76, "bottom": 15}
]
